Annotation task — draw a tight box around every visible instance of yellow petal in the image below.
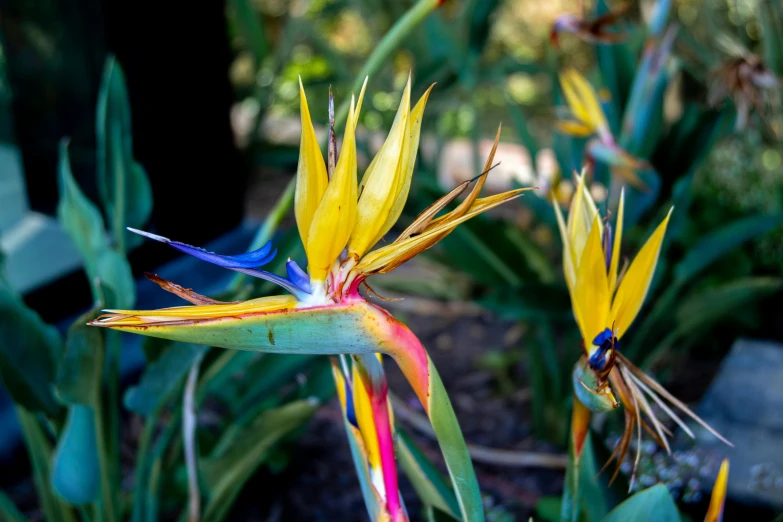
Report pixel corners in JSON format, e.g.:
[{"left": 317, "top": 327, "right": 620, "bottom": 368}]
[
  {"left": 349, "top": 77, "right": 412, "bottom": 258},
  {"left": 573, "top": 215, "right": 610, "bottom": 345},
  {"left": 295, "top": 79, "right": 328, "bottom": 255},
  {"left": 423, "top": 125, "right": 502, "bottom": 231},
  {"left": 562, "top": 69, "right": 609, "bottom": 135},
  {"left": 559, "top": 70, "right": 592, "bottom": 127},
  {"left": 96, "top": 294, "right": 298, "bottom": 325},
  {"left": 552, "top": 193, "right": 577, "bottom": 290},
  {"left": 567, "top": 172, "right": 601, "bottom": 266},
  {"left": 353, "top": 76, "right": 368, "bottom": 128},
  {"left": 355, "top": 188, "right": 529, "bottom": 275},
  {"left": 610, "top": 208, "right": 673, "bottom": 339},
  {"left": 331, "top": 359, "right": 349, "bottom": 412},
  {"left": 353, "top": 363, "right": 382, "bottom": 472},
  {"left": 307, "top": 96, "right": 360, "bottom": 280},
  {"left": 608, "top": 188, "right": 625, "bottom": 294},
  {"left": 704, "top": 459, "right": 729, "bottom": 522},
  {"left": 555, "top": 120, "right": 594, "bottom": 137},
  {"left": 369, "top": 84, "right": 435, "bottom": 249}
]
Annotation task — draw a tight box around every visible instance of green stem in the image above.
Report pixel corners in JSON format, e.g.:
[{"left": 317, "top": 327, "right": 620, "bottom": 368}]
[
  {"left": 334, "top": 0, "right": 443, "bottom": 128},
  {"left": 183, "top": 352, "right": 205, "bottom": 522},
  {"left": 130, "top": 406, "right": 162, "bottom": 522},
  {"left": 228, "top": 179, "right": 295, "bottom": 292},
  {"left": 94, "top": 389, "right": 116, "bottom": 522},
  {"left": 229, "top": 0, "right": 444, "bottom": 294}
]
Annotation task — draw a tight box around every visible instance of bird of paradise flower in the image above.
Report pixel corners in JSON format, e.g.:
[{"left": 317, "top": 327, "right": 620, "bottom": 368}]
[
  {"left": 551, "top": 172, "right": 732, "bottom": 519},
  {"left": 91, "top": 76, "right": 528, "bottom": 522},
  {"left": 555, "top": 68, "right": 650, "bottom": 191}
]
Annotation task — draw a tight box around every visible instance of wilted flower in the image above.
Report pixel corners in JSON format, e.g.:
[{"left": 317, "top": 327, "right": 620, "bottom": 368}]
[
  {"left": 708, "top": 53, "right": 780, "bottom": 132},
  {"left": 91, "top": 76, "right": 527, "bottom": 522},
  {"left": 553, "top": 173, "right": 731, "bottom": 484},
  {"left": 556, "top": 69, "right": 649, "bottom": 190},
  {"left": 550, "top": 4, "right": 631, "bottom": 47}
]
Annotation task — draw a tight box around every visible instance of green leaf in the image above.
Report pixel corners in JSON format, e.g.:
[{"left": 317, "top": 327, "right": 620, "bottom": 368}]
[
  {"left": 601, "top": 484, "right": 681, "bottom": 522},
  {"left": 675, "top": 277, "right": 783, "bottom": 334},
  {"left": 96, "top": 56, "right": 152, "bottom": 252},
  {"left": 228, "top": 0, "right": 268, "bottom": 65},
  {"left": 201, "top": 398, "right": 320, "bottom": 522},
  {"left": 674, "top": 214, "right": 783, "bottom": 284},
  {"left": 535, "top": 495, "right": 562, "bottom": 522},
  {"left": 0, "top": 489, "right": 29, "bottom": 522},
  {"left": 16, "top": 407, "right": 77, "bottom": 522},
  {"left": 0, "top": 289, "right": 62, "bottom": 414},
  {"left": 478, "top": 283, "right": 571, "bottom": 321},
  {"left": 124, "top": 343, "right": 207, "bottom": 415},
  {"left": 397, "top": 429, "right": 461, "bottom": 519},
  {"left": 95, "top": 249, "right": 135, "bottom": 310},
  {"left": 55, "top": 309, "right": 104, "bottom": 406},
  {"left": 57, "top": 140, "right": 109, "bottom": 277},
  {"left": 426, "top": 356, "right": 484, "bottom": 522},
  {"left": 51, "top": 405, "right": 101, "bottom": 505}
]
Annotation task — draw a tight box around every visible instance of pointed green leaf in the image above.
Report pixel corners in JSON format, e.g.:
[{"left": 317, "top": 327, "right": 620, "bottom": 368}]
[
  {"left": 57, "top": 140, "right": 109, "bottom": 274},
  {"left": 55, "top": 309, "right": 104, "bottom": 406},
  {"left": 601, "top": 484, "right": 681, "bottom": 522},
  {"left": 16, "top": 407, "right": 77, "bottom": 522},
  {"left": 397, "top": 429, "right": 461, "bottom": 519},
  {"left": 51, "top": 405, "right": 101, "bottom": 505},
  {"left": 0, "top": 489, "right": 29, "bottom": 522},
  {"left": 674, "top": 214, "right": 783, "bottom": 284},
  {"left": 201, "top": 398, "right": 320, "bottom": 522},
  {"left": 96, "top": 56, "right": 152, "bottom": 251},
  {"left": 124, "top": 343, "right": 207, "bottom": 415},
  {"left": 676, "top": 277, "right": 783, "bottom": 333},
  {"left": 0, "top": 288, "right": 62, "bottom": 414}
]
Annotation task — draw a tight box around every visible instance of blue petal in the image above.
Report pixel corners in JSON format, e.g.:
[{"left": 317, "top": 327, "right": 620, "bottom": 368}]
[
  {"left": 286, "top": 259, "right": 312, "bottom": 294},
  {"left": 128, "top": 228, "right": 276, "bottom": 268},
  {"left": 344, "top": 381, "right": 358, "bottom": 429},
  {"left": 128, "top": 227, "right": 312, "bottom": 299},
  {"left": 229, "top": 267, "right": 310, "bottom": 298},
  {"left": 592, "top": 328, "right": 613, "bottom": 347}
]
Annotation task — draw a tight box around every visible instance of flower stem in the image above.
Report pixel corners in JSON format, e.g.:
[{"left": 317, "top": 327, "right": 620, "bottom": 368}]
[{"left": 183, "top": 351, "right": 206, "bottom": 522}]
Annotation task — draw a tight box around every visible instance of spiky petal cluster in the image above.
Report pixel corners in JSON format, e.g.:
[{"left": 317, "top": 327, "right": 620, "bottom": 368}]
[
  {"left": 556, "top": 69, "right": 649, "bottom": 190},
  {"left": 553, "top": 172, "right": 731, "bottom": 483},
  {"left": 91, "top": 78, "right": 526, "bottom": 522}
]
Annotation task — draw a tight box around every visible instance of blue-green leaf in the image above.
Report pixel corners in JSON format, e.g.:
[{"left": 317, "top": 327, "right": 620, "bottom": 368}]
[
  {"left": 51, "top": 405, "right": 100, "bottom": 505},
  {"left": 124, "top": 343, "right": 207, "bottom": 415},
  {"left": 601, "top": 484, "right": 681, "bottom": 522},
  {"left": 674, "top": 214, "right": 783, "bottom": 284},
  {"left": 397, "top": 429, "right": 461, "bottom": 519},
  {"left": 96, "top": 56, "right": 152, "bottom": 252},
  {"left": 201, "top": 398, "right": 320, "bottom": 522},
  {"left": 0, "top": 489, "right": 29, "bottom": 522},
  {"left": 55, "top": 310, "right": 104, "bottom": 406},
  {"left": 0, "top": 288, "right": 62, "bottom": 414}
]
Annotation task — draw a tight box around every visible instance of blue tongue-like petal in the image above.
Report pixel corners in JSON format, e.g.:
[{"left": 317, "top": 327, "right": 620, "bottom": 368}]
[
  {"left": 128, "top": 227, "right": 276, "bottom": 268},
  {"left": 127, "top": 227, "right": 312, "bottom": 299},
  {"left": 286, "top": 259, "right": 312, "bottom": 294}
]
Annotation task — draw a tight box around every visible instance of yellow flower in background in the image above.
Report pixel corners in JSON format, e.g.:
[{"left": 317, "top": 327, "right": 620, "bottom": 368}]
[
  {"left": 553, "top": 172, "right": 732, "bottom": 483},
  {"left": 556, "top": 69, "right": 649, "bottom": 190}
]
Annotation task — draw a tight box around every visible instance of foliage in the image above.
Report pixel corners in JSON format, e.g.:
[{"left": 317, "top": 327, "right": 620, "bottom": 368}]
[{"left": 1, "top": 0, "right": 782, "bottom": 520}]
